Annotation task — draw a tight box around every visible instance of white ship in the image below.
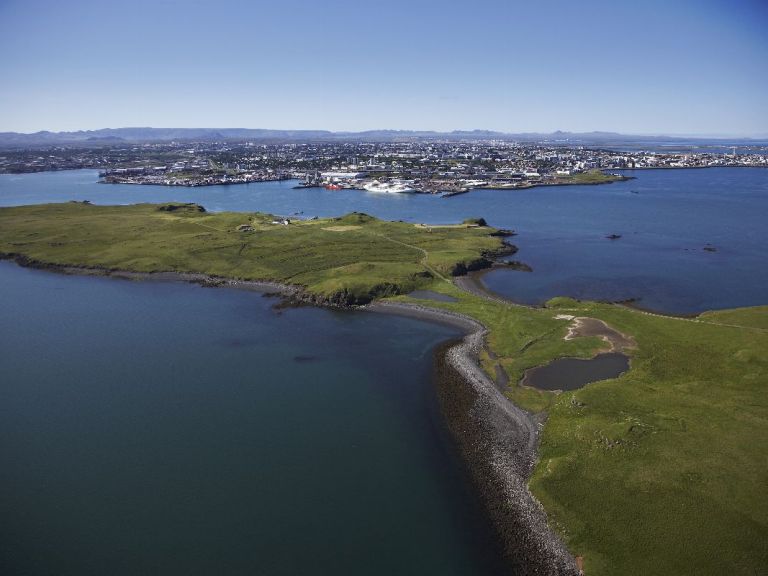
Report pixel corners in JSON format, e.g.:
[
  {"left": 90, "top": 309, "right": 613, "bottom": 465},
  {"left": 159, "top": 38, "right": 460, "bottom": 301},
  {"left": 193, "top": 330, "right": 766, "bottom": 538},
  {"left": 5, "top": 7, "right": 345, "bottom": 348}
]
[
  {"left": 461, "top": 179, "right": 488, "bottom": 188},
  {"left": 363, "top": 180, "right": 416, "bottom": 194}
]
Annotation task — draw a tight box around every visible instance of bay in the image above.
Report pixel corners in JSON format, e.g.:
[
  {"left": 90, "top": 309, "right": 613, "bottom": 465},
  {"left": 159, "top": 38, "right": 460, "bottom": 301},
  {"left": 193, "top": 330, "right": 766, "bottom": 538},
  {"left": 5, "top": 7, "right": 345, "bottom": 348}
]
[
  {"left": 0, "top": 262, "right": 504, "bottom": 575},
  {"left": 1, "top": 167, "right": 766, "bottom": 313}
]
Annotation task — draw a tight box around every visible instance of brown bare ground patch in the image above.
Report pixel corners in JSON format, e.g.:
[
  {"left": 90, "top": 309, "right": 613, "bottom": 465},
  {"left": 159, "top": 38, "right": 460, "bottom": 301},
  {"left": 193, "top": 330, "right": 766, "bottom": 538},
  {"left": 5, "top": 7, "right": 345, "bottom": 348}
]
[
  {"left": 565, "top": 317, "right": 637, "bottom": 352},
  {"left": 322, "top": 225, "right": 362, "bottom": 232}
]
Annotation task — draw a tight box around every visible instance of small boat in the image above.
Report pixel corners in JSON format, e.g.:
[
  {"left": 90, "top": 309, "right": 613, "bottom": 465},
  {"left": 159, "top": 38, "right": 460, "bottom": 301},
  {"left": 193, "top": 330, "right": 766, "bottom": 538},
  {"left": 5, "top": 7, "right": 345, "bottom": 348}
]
[{"left": 324, "top": 183, "right": 342, "bottom": 190}]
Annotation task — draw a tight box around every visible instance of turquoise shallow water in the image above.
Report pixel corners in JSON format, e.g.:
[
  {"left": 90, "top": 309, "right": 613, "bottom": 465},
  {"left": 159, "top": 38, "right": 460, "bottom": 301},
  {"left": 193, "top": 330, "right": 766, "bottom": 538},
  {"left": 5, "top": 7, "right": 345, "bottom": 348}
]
[
  {"left": 1, "top": 167, "right": 766, "bottom": 313},
  {"left": 0, "top": 262, "right": 504, "bottom": 576}
]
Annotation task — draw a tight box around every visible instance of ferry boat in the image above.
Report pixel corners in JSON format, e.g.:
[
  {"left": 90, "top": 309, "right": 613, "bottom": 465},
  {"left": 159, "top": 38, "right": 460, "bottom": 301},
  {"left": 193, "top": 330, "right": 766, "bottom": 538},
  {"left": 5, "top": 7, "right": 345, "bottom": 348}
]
[
  {"left": 363, "top": 180, "right": 416, "bottom": 194},
  {"left": 461, "top": 179, "right": 489, "bottom": 188}
]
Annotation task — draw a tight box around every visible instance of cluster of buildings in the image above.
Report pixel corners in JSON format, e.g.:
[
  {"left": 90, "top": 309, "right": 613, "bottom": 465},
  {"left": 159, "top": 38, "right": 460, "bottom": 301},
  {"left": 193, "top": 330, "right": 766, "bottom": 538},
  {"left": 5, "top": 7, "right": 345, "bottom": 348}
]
[
  {"left": 1, "top": 140, "right": 766, "bottom": 193},
  {"left": 288, "top": 142, "right": 768, "bottom": 193},
  {"left": 99, "top": 164, "right": 291, "bottom": 186}
]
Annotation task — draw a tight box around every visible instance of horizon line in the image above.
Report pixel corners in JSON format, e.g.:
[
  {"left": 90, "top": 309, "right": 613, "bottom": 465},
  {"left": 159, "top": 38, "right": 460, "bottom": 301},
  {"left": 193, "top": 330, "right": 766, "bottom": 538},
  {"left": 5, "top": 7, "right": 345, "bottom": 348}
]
[{"left": 2, "top": 126, "right": 767, "bottom": 140}]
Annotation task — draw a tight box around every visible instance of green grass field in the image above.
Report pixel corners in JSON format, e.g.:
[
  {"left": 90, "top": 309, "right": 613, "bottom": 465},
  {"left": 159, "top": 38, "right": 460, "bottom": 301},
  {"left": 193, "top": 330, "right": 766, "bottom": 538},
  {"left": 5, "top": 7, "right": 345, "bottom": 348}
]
[
  {"left": 528, "top": 302, "right": 768, "bottom": 575},
  {"left": 0, "top": 202, "right": 504, "bottom": 304},
  {"left": 395, "top": 284, "right": 768, "bottom": 576},
  {"left": 1, "top": 202, "right": 766, "bottom": 575}
]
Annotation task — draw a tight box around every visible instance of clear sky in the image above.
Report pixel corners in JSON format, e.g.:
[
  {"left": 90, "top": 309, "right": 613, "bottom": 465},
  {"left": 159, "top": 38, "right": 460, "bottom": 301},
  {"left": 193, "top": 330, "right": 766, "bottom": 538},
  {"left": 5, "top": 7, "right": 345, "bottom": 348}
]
[{"left": 1, "top": 0, "right": 766, "bottom": 135}]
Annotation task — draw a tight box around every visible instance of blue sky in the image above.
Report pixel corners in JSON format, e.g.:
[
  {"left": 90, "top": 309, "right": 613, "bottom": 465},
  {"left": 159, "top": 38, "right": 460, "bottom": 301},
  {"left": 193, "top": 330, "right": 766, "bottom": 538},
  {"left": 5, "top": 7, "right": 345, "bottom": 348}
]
[{"left": 1, "top": 0, "right": 766, "bottom": 135}]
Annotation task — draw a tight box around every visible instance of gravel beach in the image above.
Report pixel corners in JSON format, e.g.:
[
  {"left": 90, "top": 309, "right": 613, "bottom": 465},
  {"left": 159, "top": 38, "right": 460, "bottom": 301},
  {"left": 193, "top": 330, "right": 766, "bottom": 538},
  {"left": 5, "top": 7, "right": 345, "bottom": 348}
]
[{"left": 368, "top": 301, "right": 578, "bottom": 575}]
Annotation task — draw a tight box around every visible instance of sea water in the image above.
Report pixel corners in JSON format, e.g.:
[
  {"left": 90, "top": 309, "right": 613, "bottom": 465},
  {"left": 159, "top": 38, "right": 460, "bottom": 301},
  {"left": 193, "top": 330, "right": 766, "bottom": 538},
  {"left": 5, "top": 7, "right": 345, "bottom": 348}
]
[
  {"left": 0, "top": 262, "right": 504, "bottom": 575},
  {"left": 2, "top": 166, "right": 765, "bottom": 313}
]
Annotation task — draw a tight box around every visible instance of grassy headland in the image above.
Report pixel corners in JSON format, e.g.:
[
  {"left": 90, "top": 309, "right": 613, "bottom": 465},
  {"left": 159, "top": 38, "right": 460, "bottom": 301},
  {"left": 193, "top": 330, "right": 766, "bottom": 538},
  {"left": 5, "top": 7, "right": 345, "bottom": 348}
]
[
  {"left": 0, "top": 202, "right": 506, "bottom": 304},
  {"left": 1, "top": 202, "right": 766, "bottom": 575},
  {"left": 393, "top": 285, "right": 768, "bottom": 576}
]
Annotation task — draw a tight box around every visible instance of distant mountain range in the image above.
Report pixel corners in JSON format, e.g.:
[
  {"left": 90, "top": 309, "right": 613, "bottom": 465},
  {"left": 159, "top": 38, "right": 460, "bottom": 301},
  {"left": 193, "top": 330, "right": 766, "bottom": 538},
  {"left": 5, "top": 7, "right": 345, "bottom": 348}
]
[{"left": 0, "top": 127, "right": 764, "bottom": 148}]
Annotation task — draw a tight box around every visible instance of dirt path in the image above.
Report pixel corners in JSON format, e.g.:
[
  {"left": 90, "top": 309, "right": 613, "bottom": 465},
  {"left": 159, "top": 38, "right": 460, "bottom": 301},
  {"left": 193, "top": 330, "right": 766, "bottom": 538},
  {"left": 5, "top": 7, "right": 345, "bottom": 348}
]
[
  {"left": 369, "top": 232, "right": 451, "bottom": 282},
  {"left": 618, "top": 303, "right": 768, "bottom": 333}
]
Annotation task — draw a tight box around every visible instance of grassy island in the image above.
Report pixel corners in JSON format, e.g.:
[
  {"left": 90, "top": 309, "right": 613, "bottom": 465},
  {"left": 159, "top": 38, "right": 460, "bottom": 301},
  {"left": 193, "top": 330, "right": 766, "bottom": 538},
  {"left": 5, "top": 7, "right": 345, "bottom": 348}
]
[
  {"left": 0, "top": 202, "right": 506, "bottom": 304},
  {"left": 1, "top": 202, "right": 766, "bottom": 576}
]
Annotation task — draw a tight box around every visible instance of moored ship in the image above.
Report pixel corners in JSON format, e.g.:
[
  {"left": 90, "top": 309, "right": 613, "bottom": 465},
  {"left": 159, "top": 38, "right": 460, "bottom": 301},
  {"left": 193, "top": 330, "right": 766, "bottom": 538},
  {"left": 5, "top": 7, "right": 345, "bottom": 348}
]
[{"left": 363, "top": 180, "right": 416, "bottom": 194}]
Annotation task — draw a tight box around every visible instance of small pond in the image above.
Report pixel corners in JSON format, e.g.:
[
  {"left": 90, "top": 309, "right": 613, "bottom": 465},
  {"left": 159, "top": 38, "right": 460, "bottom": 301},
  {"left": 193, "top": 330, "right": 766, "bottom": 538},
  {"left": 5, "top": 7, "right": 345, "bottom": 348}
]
[{"left": 522, "top": 353, "right": 629, "bottom": 391}]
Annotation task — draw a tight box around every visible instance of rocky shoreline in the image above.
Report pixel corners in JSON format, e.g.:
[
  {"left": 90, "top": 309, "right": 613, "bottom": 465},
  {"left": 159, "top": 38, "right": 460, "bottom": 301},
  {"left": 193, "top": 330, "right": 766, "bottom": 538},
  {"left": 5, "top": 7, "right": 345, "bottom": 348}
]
[
  {"left": 454, "top": 267, "right": 532, "bottom": 308},
  {"left": 0, "top": 253, "right": 302, "bottom": 296},
  {"left": 368, "top": 301, "right": 578, "bottom": 575},
  {"left": 0, "top": 243, "right": 518, "bottom": 307}
]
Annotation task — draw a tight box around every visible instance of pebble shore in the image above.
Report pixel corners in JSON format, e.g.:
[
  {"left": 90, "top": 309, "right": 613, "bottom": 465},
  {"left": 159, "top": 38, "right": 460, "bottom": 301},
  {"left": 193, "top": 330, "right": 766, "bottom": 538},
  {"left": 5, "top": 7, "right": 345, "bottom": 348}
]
[{"left": 369, "top": 301, "right": 579, "bottom": 575}]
